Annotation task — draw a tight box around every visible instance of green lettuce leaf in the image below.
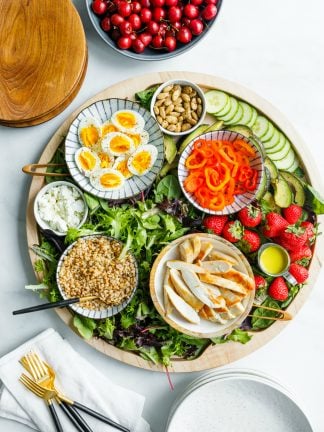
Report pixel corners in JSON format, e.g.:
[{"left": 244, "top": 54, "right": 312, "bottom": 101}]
[{"left": 73, "top": 316, "right": 97, "bottom": 339}]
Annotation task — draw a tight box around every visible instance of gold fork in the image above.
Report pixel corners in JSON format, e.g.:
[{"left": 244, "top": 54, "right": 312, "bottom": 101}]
[
  {"left": 21, "top": 352, "right": 93, "bottom": 432},
  {"left": 21, "top": 352, "right": 130, "bottom": 432},
  {"left": 20, "top": 374, "right": 63, "bottom": 432}
]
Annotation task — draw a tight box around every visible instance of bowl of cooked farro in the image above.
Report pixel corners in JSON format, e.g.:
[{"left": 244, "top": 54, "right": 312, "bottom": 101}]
[{"left": 56, "top": 235, "right": 138, "bottom": 319}]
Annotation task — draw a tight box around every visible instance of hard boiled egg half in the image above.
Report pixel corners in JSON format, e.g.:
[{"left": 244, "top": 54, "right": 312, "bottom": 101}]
[
  {"left": 111, "top": 110, "right": 145, "bottom": 134},
  {"left": 128, "top": 145, "right": 158, "bottom": 176},
  {"left": 101, "top": 120, "right": 119, "bottom": 138},
  {"left": 90, "top": 169, "right": 125, "bottom": 191},
  {"left": 113, "top": 156, "right": 133, "bottom": 179},
  {"left": 75, "top": 147, "right": 100, "bottom": 177},
  {"left": 101, "top": 132, "right": 135, "bottom": 156},
  {"left": 128, "top": 130, "right": 149, "bottom": 148},
  {"left": 78, "top": 117, "right": 101, "bottom": 148}
]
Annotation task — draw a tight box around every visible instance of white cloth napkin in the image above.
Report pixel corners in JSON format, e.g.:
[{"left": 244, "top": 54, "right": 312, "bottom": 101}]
[{"left": 0, "top": 328, "right": 151, "bottom": 432}]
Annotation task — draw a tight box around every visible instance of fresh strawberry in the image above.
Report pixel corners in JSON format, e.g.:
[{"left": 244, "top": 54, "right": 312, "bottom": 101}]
[
  {"left": 203, "top": 215, "right": 228, "bottom": 235},
  {"left": 277, "top": 225, "right": 307, "bottom": 251},
  {"left": 222, "top": 220, "right": 244, "bottom": 243},
  {"left": 289, "top": 245, "right": 312, "bottom": 265},
  {"left": 241, "top": 229, "right": 261, "bottom": 252},
  {"left": 282, "top": 204, "right": 303, "bottom": 224},
  {"left": 289, "top": 263, "right": 309, "bottom": 284},
  {"left": 238, "top": 205, "right": 262, "bottom": 228},
  {"left": 268, "top": 277, "right": 289, "bottom": 301},
  {"left": 263, "top": 212, "right": 289, "bottom": 238},
  {"left": 301, "top": 221, "right": 315, "bottom": 245},
  {"left": 254, "top": 274, "right": 267, "bottom": 290}
]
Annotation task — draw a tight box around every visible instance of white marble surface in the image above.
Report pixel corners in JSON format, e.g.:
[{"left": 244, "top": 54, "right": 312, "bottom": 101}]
[{"left": 0, "top": 0, "right": 324, "bottom": 430}]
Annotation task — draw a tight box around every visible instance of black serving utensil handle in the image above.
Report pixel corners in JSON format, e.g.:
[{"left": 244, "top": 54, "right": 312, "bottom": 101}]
[
  {"left": 61, "top": 401, "right": 94, "bottom": 432},
  {"left": 12, "top": 298, "right": 81, "bottom": 315},
  {"left": 47, "top": 399, "right": 64, "bottom": 432},
  {"left": 73, "top": 401, "right": 130, "bottom": 432}
]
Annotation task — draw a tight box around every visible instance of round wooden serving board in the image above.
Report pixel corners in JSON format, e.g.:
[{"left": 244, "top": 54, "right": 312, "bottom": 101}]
[
  {"left": 0, "top": 0, "right": 87, "bottom": 128},
  {"left": 26, "top": 72, "right": 324, "bottom": 372}
]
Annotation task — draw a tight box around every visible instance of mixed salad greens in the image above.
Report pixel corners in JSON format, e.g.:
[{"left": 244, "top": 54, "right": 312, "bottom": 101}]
[{"left": 29, "top": 85, "right": 323, "bottom": 367}]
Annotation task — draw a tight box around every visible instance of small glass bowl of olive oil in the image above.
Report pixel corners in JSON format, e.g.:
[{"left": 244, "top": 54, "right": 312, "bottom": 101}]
[{"left": 258, "top": 243, "right": 297, "bottom": 285}]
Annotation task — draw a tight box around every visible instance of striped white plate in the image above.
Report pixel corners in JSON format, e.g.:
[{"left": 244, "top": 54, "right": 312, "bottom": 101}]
[
  {"left": 56, "top": 235, "right": 138, "bottom": 319},
  {"left": 65, "top": 98, "right": 164, "bottom": 200},
  {"left": 178, "top": 130, "right": 265, "bottom": 215}
]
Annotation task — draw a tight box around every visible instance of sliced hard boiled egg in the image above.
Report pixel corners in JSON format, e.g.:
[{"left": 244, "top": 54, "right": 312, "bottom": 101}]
[
  {"left": 78, "top": 117, "right": 101, "bottom": 148},
  {"left": 111, "top": 110, "right": 145, "bottom": 134},
  {"left": 98, "top": 151, "right": 114, "bottom": 169},
  {"left": 127, "top": 144, "right": 158, "bottom": 176},
  {"left": 101, "top": 120, "right": 119, "bottom": 138},
  {"left": 75, "top": 147, "right": 100, "bottom": 177},
  {"left": 127, "top": 130, "right": 149, "bottom": 148},
  {"left": 90, "top": 169, "right": 125, "bottom": 191},
  {"left": 101, "top": 132, "right": 135, "bottom": 156},
  {"left": 113, "top": 156, "right": 133, "bottom": 179}
]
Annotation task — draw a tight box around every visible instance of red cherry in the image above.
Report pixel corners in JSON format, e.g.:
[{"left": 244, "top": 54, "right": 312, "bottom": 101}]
[
  {"left": 204, "top": 0, "right": 218, "bottom": 4},
  {"left": 172, "top": 21, "right": 181, "bottom": 31},
  {"left": 138, "top": 32, "right": 152, "bottom": 46},
  {"left": 165, "top": 0, "right": 178, "bottom": 6},
  {"left": 130, "top": 32, "right": 137, "bottom": 40},
  {"left": 106, "top": 0, "right": 117, "bottom": 13},
  {"left": 117, "top": 35, "right": 132, "bottom": 49},
  {"left": 132, "top": 1, "right": 142, "bottom": 13},
  {"left": 111, "top": 13, "right": 125, "bottom": 26},
  {"left": 183, "top": 4, "right": 199, "bottom": 19},
  {"left": 165, "top": 28, "right": 175, "bottom": 37},
  {"left": 182, "top": 17, "right": 191, "bottom": 27},
  {"left": 176, "top": 26, "right": 192, "bottom": 43},
  {"left": 168, "top": 6, "right": 182, "bottom": 22},
  {"left": 132, "top": 38, "right": 146, "bottom": 53},
  {"left": 140, "top": 7, "right": 152, "bottom": 23},
  {"left": 164, "top": 36, "right": 177, "bottom": 52},
  {"left": 152, "top": 7, "right": 166, "bottom": 21},
  {"left": 191, "top": 0, "right": 203, "bottom": 5},
  {"left": 92, "top": 0, "right": 107, "bottom": 15},
  {"left": 189, "top": 18, "right": 204, "bottom": 35},
  {"left": 118, "top": 1, "right": 132, "bottom": 17},
  {"left": 147, "top": 21, "right": 160, "bottom": 34},
  {"left": 151, "top": 0, "right": 165, "bottom": 6},
  {"left": 119, "top": 21, "right": 133, "bottom": 35},
  {"left": 128, "top": 13, "right": 142, "bottom": 30},
  {"left": 201, "top": 4, "right": 217, "bottom": 20},
  {"left": 159, "top": 22, "right": 168, "bottom": 36},
  {"left": 100, "top": 16, "right": 111, "bottom": 32},
  {"left": 140, "top": 0, "right": 151, "bottom": 7},
  {"left": 152, "top": 34, "right": 164, "bottom": 48}
]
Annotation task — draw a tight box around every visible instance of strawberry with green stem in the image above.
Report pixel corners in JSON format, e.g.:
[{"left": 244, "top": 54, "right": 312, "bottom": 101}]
[{"left": 238, "top": 205, "right": 262, "bottom": 228}]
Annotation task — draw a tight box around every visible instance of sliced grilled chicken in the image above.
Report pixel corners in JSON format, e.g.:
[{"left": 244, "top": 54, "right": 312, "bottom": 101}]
[
  {"left": 179, "top": 239, "right": 194, "bottom": 263},
  {"left": 207, "top": 249, "right": 238, "bottom": 266},
  {"left": 191, "top": 236, "right": 201, "bottom": 262},
  {"left": 163, "top": 269, "right": 173, "bottom": 316},
  {"left": 199, "top": 305, "right": 227, "bottom": 325},
  {"left": 181, "top": 269, "right": 216, "bottom": 308},
  {"left": 195, "top": 242, "right": 214, "bottom": 262},
  {"left": 164, "top": 285, "right": 200, "bottom": 324},
  {"left": 199, "top": 260, "right": 232, "bottom": 274},
  {"left": 169, "top": 268, "right": 203, "bottom": 311},
  {"left": 218, "top": 288, "right": 244, "bottom": 307},
  {"left": 167, "top": 260, "right": 207, "bottom": 273},
  {"left": 199, "top": 273, "right": 248, "bottom": 295},
  {"left": 218, "top": 269, "right": 254, "bottom": 291}
]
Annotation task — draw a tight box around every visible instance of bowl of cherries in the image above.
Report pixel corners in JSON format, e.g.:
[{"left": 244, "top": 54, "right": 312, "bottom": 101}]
[{"left": 86, "top": 0, "right": 222, "bottom": 60}]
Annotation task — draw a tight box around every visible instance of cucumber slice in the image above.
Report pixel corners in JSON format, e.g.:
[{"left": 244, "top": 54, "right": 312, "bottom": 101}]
[
  {"left": 273, "top": 148, "right": 296, "bottom": 170},
  {"left": 286, "top": 156, "right": 300, "bottom": 173},
  {"left": 215, "top": 96, "right": 232, "bottom": 116},
  {"left": 252, "top": 116, "right": 270, "bottom": 138},
  {"left": 205, "top": 90, "right": 229, "bottom": 114},
  {"left": 217, "top": 97, "right": 239, "bottom": 122},
  {"left": 263, "top": 128, "right": 281, "bottom": 149},
  {"left": 260, "top": 121, "right": 275, "bottom": 142},
  {"left": 247, "top": 107, "right": 258, "bottom": 128},
  {"left": 236, "top": 101, "right": 253, "bottom": 125},
  {"left": 224, "top": 104, "right": 243, "bottom": 125},
  {"left": 266, "top": 133, "right": 286, "bottom": 154},
  {"left": 268, "top": 139, "right": 291, "bottom": 161}
]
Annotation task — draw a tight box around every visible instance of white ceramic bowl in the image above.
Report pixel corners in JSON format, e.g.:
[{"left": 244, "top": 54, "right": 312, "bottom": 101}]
[
  {"left": 33, "top": 181, "right": 88, "bottom": 237},
  {"left": 150, "top": 79, "right": 206, "bottom": 137},
  {"left": 178, "top": 129, "right": 265, "bottom": 215},
  {"left": 149, "top": 233, "right": 255, "bottom": 338}
]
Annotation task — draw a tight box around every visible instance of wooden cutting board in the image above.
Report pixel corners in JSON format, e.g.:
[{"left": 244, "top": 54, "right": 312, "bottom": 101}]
[{"left": 0, "top": 0, "right": 87, "bottom": 127}]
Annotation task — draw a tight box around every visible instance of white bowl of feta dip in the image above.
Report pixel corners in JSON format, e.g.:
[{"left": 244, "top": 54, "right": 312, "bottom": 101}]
[{"left": 34, "top": 181, "right": 88, "bottom": 236}]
